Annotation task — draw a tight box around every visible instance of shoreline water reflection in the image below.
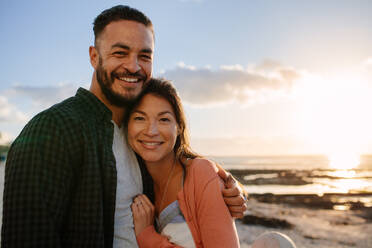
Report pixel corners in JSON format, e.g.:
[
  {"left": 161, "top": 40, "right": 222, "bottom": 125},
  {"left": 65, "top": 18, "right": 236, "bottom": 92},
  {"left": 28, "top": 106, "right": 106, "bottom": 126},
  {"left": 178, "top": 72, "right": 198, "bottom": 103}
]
[
  {"left": 213, "top": 155, "right": 372, "bottom": 210},
  {"left": 1, "top": 156, "right": 372, "bottom": 211}
]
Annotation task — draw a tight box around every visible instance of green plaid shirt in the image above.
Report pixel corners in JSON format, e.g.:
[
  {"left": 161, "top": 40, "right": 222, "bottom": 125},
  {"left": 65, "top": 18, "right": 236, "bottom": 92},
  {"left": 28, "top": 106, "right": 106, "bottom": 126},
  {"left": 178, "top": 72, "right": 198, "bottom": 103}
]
[{"left": 2, "top": 88, "right": 152, "bottom": 247}]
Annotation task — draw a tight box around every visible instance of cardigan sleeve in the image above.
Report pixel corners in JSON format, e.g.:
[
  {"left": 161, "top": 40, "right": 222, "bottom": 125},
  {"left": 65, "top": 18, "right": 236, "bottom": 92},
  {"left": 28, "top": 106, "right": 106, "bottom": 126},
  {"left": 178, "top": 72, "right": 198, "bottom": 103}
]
[
  {"left": 136, "top": 159, "right": 240, "bottom": 248},
  {"left": 194, "top": 160, "right": 240, "bottom": 248},
  {"left": 136, "top": 225, "right": 183, "bottom": 248}
]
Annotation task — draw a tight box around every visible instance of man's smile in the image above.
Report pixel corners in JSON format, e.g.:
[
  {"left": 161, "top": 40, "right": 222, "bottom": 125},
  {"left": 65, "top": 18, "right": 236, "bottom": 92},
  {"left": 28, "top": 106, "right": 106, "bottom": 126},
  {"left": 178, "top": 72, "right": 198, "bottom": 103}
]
[{"left": 118, "top": 77, "right": 139, "bottom": 83}]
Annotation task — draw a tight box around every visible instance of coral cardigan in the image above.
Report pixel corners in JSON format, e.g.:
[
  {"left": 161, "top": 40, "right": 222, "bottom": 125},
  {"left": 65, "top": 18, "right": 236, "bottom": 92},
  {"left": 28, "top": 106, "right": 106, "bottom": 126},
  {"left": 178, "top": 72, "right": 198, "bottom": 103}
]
[{"left": 136, "top": 158, "right": 240, "bottom": 248}]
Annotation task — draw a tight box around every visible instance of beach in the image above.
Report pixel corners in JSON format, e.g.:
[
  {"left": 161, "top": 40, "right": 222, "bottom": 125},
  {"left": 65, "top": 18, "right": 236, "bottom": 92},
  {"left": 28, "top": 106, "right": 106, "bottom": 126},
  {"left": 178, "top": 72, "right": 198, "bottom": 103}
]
[
  {"left": 236, "top": 199, "right": 372, "bottom": 248},
  {"left": 222, "top": 155, "right": 372, "bottom": 248},
  {"left": 1, "top": 156, "right": 372, "bottom": 247}
]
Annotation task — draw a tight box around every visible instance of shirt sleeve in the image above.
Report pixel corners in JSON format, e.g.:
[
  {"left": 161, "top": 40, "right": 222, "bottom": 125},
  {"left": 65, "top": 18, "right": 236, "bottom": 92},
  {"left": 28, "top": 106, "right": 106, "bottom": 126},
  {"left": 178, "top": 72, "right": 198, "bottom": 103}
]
[
  {"left": 194, "top": 161, "right": 240, "bottom": 248},
  {"left": 1, "top": 111, "right": 76, "bottom": 247}
]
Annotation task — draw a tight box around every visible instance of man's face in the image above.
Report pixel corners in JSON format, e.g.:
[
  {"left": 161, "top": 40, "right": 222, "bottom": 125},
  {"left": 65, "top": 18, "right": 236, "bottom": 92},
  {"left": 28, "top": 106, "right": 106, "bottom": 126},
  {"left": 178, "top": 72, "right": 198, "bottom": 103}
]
[{"left": 91, "top": 20, "right": 154, "bottom": 106}]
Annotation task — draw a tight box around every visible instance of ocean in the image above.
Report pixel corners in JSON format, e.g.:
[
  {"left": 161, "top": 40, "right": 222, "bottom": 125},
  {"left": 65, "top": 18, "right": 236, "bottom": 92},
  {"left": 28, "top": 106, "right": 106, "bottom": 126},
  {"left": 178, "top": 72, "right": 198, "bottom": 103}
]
[
  {"left": 1, "top": 155, "right": 372, "bottom": 210},
  {"left": 1, "top": 157, "right": 371, "bottom": 247},
  {"left": 211, "top": 155, "right": 372, "bottom": 210}
]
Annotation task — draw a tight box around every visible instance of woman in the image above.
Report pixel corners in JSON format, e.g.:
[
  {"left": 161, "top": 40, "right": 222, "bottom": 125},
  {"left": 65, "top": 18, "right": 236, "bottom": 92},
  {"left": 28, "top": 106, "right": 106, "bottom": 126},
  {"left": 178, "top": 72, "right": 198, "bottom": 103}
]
[{"left": 127, "top": 78, "right": 240, "bottom": 247}]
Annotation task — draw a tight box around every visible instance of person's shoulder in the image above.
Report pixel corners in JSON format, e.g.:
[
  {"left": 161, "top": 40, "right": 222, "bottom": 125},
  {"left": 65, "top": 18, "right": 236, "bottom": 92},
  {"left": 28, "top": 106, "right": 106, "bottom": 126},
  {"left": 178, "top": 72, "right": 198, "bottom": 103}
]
[
  {"left": 49, "top": 94, "right": 86, "bottom": 118},
  {"left": 185, "top": 158, "right": 224, "bottom": 195},
  {"left": 16, "top": 93, "right": 86, "bottom": 143},
  {"left": 28, "top": 96, "right": 80, "bottom": 127},
  {"left": 188, "top": 158, "right": 219, "bottom": 180}
]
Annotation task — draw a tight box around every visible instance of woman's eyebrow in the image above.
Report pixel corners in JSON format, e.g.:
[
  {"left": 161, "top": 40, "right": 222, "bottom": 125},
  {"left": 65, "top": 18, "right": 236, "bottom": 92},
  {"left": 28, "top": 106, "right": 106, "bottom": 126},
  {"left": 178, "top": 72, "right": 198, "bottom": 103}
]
[
  {"left": 133, "top": 110, "right": 146, "bottom": 115},
  {"left": 158, "top": 111, "right": 173, "bottom": 116}
]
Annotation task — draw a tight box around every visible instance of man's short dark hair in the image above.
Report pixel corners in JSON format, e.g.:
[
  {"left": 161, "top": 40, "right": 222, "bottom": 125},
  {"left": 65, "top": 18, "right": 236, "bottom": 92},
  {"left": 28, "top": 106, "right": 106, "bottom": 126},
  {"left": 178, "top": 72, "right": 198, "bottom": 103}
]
[{"left": 93, "top": 5, "right": 153, "bottom": 46}]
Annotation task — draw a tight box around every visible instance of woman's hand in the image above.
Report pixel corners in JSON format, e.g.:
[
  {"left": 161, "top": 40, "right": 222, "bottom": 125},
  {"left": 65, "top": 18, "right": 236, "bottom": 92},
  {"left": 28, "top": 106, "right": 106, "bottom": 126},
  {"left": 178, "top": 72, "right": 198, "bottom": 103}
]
[{"left": 131, "top": 194, "right": 155, "bottom": 236}]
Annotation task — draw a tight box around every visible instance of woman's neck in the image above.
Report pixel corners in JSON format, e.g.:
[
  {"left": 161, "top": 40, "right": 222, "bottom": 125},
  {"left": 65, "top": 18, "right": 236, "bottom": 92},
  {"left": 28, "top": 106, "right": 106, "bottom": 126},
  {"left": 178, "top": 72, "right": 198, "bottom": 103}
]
[
  {"left": 145, "top": 153, "right": 186, "bottom": 216},
  {"left": 145, "top": 154, "right": 177, "bottom": 189}
]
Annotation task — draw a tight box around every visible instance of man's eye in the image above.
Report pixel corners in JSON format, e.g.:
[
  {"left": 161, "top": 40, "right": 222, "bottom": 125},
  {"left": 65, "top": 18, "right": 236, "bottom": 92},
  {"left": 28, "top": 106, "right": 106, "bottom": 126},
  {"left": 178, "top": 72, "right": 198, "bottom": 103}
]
[
  {"left": 140, "top": 54, "right": 152, "bottom": 61},
  {"left": 114, "top": 51, "right": 127, "bottom": 56}
]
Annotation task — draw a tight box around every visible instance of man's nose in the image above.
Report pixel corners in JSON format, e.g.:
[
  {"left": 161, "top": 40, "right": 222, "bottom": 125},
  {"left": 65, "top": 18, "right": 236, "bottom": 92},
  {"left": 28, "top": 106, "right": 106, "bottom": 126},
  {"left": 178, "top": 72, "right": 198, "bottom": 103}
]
[{"left": 125, "top": 56, "right": 141, "bottom": 73}]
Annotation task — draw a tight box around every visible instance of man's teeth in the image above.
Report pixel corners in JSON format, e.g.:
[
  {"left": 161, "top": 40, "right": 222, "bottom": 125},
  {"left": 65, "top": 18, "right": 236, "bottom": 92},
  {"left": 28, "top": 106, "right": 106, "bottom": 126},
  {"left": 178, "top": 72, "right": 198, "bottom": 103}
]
[{"left": 119, "top": 77, "right": 138, "bottom": 82}]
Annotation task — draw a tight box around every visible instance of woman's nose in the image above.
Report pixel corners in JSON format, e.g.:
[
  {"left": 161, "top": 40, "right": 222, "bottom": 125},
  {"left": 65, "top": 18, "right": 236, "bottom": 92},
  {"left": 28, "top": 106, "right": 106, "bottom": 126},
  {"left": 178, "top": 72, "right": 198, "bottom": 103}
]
[{"left": 144, "top": 121, "right": 159, "bottom": 136}]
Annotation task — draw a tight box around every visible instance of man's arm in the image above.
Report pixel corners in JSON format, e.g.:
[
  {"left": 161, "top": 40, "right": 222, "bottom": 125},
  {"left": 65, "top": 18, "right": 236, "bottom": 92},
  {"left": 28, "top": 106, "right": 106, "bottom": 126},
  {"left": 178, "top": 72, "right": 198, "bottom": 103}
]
[
  {"left": 216, "top": 163, "right": 248, "bottom": 218},
  {"left": 1, "top": 112, "right": 74, "bottom": 247}
]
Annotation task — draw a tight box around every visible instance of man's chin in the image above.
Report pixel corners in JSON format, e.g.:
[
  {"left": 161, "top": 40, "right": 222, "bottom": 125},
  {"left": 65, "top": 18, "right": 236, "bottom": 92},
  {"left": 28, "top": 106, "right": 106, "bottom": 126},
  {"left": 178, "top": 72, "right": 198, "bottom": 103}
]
[
  {"left": 101, "top": 88, "right": 136, "bottom": 107},
  {"left": 121, "top": 86, "right": 142, "bottom": 98}
]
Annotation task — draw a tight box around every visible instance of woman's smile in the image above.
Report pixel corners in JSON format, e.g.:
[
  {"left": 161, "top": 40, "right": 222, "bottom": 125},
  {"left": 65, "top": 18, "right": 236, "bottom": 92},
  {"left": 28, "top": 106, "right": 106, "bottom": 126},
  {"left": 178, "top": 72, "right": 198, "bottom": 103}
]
[
  {"left": 138, "top": 140, "right": 164, "bottom": 150},
  {"left": 128, "top": 93, "right": 179, "bottom": 163}
]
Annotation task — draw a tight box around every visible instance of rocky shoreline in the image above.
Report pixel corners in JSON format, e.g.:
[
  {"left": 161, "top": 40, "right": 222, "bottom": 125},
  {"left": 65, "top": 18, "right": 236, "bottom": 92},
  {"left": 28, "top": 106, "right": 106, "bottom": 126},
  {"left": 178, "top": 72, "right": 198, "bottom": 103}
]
[
  {"left": 236, "top": 200, "right": 372, "bottom": 248},
  {"left": 229, "top": 168, "right": 372, "bottom": 186},
  {"left": 229, "top": 168, "right": 372, "bottom": 247},
  {"left": 229, "top": 168, "right": 372, "bottom": 212}
]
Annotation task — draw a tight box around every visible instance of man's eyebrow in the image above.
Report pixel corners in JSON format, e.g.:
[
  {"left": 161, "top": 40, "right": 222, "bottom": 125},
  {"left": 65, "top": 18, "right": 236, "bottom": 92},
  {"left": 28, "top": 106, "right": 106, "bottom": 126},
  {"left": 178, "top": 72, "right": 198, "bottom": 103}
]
[
  {"left": 111, "top": 43, "right": 153, "bottom": 54},
  {"left": 111, "top": 43, "right": 130, "bottom": 50},
  {"left": 141, "top": 48, "right": 153, "bottom": 54}
]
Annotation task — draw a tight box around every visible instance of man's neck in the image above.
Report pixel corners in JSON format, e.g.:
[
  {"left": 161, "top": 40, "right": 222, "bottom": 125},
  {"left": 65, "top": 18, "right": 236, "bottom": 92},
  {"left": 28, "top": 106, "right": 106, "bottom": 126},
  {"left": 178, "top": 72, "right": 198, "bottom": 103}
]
[
  {"left": 89, "top": 82, "right": 126, "bottom": 126},
  {"left": 110, "top": 105, "right": 126, "bottom": 126}
]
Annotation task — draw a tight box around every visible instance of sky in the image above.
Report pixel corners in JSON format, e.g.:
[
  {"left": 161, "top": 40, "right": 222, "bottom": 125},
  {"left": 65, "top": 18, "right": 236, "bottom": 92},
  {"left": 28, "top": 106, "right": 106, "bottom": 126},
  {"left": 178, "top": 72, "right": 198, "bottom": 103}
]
[{"left": 1, "top": 0, "right": 372, "bottom": 156}]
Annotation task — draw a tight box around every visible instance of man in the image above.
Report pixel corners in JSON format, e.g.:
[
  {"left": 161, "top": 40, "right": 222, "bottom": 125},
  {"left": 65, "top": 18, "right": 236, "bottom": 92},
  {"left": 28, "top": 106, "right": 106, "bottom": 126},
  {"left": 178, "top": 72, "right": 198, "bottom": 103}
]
[{"left": 2, "top": 5, "right": 247, "bottom": 247}]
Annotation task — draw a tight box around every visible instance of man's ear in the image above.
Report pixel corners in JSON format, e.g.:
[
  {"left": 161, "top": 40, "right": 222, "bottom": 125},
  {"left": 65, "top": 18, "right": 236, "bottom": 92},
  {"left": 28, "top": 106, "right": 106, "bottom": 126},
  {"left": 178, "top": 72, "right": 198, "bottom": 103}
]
[{"left": 89, "top": 46, "right": 99, "bottom": 69}]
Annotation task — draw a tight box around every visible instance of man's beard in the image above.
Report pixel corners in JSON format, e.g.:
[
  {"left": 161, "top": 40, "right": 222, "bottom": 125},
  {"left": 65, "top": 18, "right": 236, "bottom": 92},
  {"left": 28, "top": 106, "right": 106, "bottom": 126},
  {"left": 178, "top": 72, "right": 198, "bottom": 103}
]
[{"left": 96, "top": 58, "right": 146, "bottom": 107}]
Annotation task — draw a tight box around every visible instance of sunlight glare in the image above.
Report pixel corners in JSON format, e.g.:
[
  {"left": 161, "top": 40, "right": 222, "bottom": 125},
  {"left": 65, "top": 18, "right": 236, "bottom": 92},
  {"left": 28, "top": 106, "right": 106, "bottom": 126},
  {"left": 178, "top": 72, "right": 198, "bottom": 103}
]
[
  {"left": 327, "top": 178, "right": 370, "bottom": 193},
  {"left": 333, "top": 205, "right": 350, "bottom": 211},
  {"left": 328, "top": 169, "right": 356, "bottom": 178},
  {"left": 328, "top": 153, "right": 360, "bottom": 170},
  {"left": 293, "top": 71, "right": 372, "bottom": 155}
]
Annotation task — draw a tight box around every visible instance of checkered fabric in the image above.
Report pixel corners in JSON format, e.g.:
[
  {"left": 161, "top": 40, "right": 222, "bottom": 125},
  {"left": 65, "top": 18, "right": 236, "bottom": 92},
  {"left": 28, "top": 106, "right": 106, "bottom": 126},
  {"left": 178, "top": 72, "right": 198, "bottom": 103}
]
[{"left": 1, "top": 88, "right": 151, "bottom": 247}]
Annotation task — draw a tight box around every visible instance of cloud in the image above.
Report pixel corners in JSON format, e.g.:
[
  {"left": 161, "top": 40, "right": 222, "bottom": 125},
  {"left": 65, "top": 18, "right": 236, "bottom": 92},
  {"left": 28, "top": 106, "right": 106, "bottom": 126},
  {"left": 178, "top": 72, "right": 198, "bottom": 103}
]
[
  {"left": 0, "top": 131, "right": 13, "bottom": 145},
  {"left": 0, "top": 83, "right": 81, "bottom": 140},
  {"left": 161, "top": 61, "right": 301, "bottom": 106},
  {"left": 7, "top": 83, "right": 79, "bottom": 109},
  {"left": 0, "top": 95, "right": 28, "bottom": 123}
]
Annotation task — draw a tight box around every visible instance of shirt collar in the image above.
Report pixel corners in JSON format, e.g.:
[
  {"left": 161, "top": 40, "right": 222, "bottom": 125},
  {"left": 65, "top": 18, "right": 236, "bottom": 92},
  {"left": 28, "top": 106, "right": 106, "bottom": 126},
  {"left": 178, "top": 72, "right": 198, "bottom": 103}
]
[{"left": 75, "top": 87, "right": 112, "bottom": 121}]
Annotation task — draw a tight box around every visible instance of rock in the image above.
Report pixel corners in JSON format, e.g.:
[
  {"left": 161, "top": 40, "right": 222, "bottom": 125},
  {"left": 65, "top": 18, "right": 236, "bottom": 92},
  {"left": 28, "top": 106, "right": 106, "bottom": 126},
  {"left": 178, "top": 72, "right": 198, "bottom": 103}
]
[{"left": 241, "top": 214, "right": 293, "bottom": 229}]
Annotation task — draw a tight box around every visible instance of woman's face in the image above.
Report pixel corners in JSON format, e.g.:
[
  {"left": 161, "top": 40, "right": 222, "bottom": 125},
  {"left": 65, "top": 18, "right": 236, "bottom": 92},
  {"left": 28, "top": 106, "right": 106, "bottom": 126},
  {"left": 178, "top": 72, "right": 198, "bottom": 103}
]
[{"left": 128, "top": 94, "right": 179, "bottom": 163}]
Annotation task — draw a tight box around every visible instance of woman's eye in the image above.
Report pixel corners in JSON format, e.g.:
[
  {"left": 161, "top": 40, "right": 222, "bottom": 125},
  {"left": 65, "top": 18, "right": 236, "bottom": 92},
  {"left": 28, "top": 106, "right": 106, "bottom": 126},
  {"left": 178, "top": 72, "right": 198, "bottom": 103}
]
[
  {"left": 133, "top": 116, "right": 145, "bottom": 121},
  {"left": 160, "top": 117, "right": 170, "bottom": 122}
]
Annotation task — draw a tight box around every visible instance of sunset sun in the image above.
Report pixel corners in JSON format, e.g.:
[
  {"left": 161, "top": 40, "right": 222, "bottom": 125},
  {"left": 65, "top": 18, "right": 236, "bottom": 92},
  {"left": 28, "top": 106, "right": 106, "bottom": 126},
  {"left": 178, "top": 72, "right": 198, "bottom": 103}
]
[
  {"left": 328, "top": 153, "right": 360, "bottom": 170},
  {"left": 294, "top": 71, "right": 372, "bottom": 168}
]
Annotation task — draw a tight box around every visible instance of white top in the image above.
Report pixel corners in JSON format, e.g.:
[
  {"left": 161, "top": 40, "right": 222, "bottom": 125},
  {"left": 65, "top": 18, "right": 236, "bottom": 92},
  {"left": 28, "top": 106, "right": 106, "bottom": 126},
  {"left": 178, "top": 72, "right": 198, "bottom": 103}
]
[
  {"left": 162, "top": 222, "right": 196, "bottom": 248},
  {"left": 112, "top": 122, "right": 143, "bottom": 248},
  {"left": 158, "top": 200, "right": 196, "bottom": 248}
]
